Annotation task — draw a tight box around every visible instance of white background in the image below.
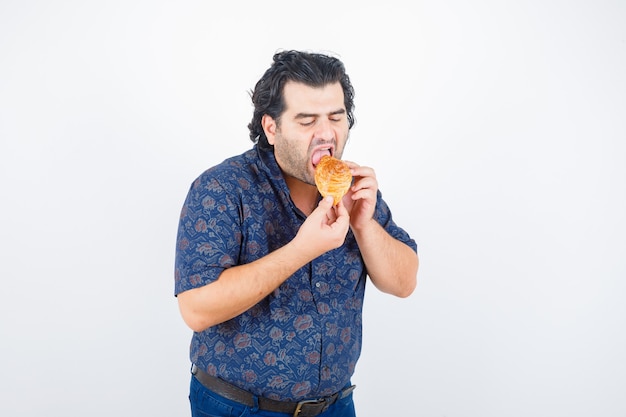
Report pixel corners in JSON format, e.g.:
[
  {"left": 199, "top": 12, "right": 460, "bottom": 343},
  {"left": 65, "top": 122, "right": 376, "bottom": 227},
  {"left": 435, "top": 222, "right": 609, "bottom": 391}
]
[{"left": 1, "top": 1, "right": 625, "bottom": 416}]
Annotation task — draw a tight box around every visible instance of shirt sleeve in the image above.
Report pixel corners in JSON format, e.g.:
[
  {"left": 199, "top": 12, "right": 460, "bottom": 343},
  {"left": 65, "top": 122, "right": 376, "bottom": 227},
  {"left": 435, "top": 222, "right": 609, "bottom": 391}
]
[
  {"left": 174, "top": 173, "right": 243, "bottom": 296},
  {"left": 374, "top": 190, "right": 418, "bottom": 253}
]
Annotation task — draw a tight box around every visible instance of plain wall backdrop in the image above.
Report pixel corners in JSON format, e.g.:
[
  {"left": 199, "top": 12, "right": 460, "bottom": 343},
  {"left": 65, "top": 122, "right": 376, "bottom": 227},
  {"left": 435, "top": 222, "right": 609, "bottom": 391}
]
[{"left": 1, "top": 1, "right": 625, "bottom": 416}]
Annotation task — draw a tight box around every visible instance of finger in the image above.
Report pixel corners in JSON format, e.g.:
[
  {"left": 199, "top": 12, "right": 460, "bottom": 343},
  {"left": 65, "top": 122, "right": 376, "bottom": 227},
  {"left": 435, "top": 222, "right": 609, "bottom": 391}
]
[
  {"left": 351, "top": 176, "right": 378, "bottom": 193},
  {"left": 334, "top": 200, "right": 350, "bottom": 218},
  {"left": 326, "top": 206, "right": 337, "bottom": 223},
  {"left": 350, "top": 165, "right": 376, "bottom": 179},
  {"left": 305, "top": 196, "right": 333, "bottom": 224},
  {"left": 330, "top": 204, "right": 351, "bottom": 231},
  {"left": 316, "top": 195, "right": 334, "bottom": 211}
]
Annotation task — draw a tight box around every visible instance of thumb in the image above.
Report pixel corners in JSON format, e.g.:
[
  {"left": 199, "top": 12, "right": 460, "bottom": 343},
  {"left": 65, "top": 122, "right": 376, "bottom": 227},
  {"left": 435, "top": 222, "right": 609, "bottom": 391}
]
[
  {"left": 317, "top": 196, "right": 335, "bottom": 210},
  {"left": 314, "top": 196, "right": 335, "bottom": 213},
  {"left": 309, "top": 196, "right": 335, "bottom": 222}
]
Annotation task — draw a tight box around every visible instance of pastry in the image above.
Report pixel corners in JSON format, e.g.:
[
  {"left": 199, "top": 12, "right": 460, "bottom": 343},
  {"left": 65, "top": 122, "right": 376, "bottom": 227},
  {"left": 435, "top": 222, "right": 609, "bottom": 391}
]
[{"left": 314, "top": 155, "right": 352, "bottom": 205}]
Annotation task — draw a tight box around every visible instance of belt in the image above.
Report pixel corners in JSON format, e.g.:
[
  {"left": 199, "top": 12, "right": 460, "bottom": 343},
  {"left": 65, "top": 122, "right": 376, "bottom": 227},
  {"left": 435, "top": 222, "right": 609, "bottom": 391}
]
[{"left": 191, "top": 364, "right": 356, "bottom": 417}]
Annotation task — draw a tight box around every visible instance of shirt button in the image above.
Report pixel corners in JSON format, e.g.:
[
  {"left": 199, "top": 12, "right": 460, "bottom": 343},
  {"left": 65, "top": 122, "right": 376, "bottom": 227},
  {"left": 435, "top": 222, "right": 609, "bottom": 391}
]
[{"left": 315, "top": 282, "right": 321, "bottom": 288}]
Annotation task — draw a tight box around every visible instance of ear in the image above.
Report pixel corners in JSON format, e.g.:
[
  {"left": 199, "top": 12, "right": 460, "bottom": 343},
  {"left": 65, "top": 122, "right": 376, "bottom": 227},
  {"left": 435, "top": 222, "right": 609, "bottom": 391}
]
[{"left": 262, "top": 114, "right": 277, "bottom": 145}]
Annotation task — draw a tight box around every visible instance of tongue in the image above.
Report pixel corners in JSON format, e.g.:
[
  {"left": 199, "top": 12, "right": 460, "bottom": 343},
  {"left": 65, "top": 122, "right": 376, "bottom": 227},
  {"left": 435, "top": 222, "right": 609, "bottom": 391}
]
[{"left": 312, "top": 149, "right": 331, "bottom": 166}]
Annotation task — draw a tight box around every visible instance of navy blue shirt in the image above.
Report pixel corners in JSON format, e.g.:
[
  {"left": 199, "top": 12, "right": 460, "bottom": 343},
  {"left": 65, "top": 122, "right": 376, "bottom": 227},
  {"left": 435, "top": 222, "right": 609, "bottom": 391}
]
[{"left": 175, "top": 145, "right": 417, "bottom": 401}]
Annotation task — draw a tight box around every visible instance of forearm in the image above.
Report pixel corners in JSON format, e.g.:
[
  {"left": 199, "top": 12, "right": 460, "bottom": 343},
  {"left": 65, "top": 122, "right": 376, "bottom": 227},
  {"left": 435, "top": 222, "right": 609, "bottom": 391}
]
[
  {"left": 178, "top": 196, "right": 350, "bottom": 332},
  {"left": 352, "top": 219, "right": 418, "bottom": 297},
  {"left": 178, "top": 239, "right": 314, "bottom": 332}
]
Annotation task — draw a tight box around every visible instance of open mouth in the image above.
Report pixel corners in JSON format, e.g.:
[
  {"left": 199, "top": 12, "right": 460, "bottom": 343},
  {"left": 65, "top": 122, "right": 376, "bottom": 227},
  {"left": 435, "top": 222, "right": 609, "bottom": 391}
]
[{"left": 311, "top": 147, "right": 333, "bottom": 167}]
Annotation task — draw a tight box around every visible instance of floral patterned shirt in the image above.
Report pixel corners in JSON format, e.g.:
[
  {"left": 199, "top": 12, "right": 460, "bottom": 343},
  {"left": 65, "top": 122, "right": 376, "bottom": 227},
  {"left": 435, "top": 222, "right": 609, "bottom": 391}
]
[{"left": 175, "top": 145, "right": 417, "bottom": 401}]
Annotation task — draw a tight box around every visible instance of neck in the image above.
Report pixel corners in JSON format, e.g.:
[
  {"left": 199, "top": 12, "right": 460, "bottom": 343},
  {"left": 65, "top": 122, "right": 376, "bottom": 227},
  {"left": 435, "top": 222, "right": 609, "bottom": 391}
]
[{"left": 284, "top": 175, "right": 319, "bottom": 216}]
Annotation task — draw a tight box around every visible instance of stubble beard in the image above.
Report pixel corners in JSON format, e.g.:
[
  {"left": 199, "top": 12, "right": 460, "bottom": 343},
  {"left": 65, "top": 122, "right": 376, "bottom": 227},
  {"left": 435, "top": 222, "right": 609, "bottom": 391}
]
[
  {"left": 274, "top": 133, "right": 349, "bottom": 187},
  {"left": 273, "top": 136, "right": 316, "bottom": 187}
]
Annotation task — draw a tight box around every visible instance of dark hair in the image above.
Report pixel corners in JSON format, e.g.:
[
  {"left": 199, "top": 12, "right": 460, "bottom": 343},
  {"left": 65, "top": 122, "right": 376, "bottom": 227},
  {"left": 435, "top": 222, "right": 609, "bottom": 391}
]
[{"left": 248, "top": 50, "right": 356, "bottom": 149}]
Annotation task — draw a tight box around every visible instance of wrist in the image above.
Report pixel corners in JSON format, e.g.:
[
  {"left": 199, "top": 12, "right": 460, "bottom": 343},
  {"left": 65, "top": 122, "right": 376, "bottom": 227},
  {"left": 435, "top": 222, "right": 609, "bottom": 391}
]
[
  {"left": 289, "top": 234, "right": 319, "bottom": 264},
  {"left": 350, "top": 216, "right": 378, "bottom": 236}
]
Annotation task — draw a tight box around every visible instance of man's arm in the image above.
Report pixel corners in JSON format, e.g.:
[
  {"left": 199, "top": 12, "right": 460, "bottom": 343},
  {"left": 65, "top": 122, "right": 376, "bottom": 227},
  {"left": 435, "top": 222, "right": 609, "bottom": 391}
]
[
  {"left": 177, "top": 196, "right": 350, "bottom": 332},
  {"left": 351, "top": 219, "right": 418, "bottom": 297},
  {"left": 343, "top": 162, "right": 419, "bottom": 297}
]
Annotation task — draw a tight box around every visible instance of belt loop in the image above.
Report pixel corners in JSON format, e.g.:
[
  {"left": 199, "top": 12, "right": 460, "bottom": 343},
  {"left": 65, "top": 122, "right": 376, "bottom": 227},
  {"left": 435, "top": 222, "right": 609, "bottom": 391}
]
[{"left": 250, "top": 394, "right": 259, "bottom": 413}]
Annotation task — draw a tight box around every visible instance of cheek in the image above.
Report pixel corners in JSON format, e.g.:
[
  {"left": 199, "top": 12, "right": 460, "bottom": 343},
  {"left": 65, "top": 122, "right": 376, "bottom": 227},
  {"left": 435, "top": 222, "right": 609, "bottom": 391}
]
[
  {"left": 335, "top": 130, "right": 350, "bottom": 152},
  {"left": 275, "top": 141, "right": 304, "bottom": 166}
]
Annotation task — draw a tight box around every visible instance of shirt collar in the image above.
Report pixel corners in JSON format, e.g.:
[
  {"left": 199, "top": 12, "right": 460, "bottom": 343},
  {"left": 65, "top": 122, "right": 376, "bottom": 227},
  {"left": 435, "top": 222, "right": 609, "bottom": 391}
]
[
  {"left": 255, "top": 144, "right": 311, "bottom": 218},
  {"left": 256, "top": 144, "right": 284, "bottom": 182}
]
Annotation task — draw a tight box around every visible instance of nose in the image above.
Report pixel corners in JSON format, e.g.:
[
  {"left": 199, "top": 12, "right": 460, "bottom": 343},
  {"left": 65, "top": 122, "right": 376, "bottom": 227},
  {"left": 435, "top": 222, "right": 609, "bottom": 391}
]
[{"left": 314, "top": 118, "right": 334, "bottom": 142}]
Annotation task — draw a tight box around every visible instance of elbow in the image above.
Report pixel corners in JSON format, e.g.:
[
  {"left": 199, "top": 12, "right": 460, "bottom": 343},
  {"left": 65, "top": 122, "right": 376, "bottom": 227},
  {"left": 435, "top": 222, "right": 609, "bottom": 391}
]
[
  {"left": 378, "top": 270, "right": 417, "bottom": 298},
  {"left": 177, "top": 294, "right": 216, "bottom": 332},
  {"left": 373, "top": 253, "right": 419, "bottom": 298},
  {"left": 397, "top": 253, "right": 419, "bottom": 298},
  {"left": 397, "top": 279, "right": 417, "bottom": 298},
  {"left": 395, "top": 273, "right": 417, "bottom": 298},
  {"left": 182, "top": 314, "right": 212, "bottom": 333},
  {"left": 179, "top": 308, "right": 210, "bottom": 333}
]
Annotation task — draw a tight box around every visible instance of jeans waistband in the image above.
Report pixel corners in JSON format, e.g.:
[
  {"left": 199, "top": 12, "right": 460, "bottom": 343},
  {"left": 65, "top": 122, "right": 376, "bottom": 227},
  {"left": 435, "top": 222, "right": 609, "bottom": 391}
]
[{"left": 191, "top": 363, "right": 355, "bottom": 417}]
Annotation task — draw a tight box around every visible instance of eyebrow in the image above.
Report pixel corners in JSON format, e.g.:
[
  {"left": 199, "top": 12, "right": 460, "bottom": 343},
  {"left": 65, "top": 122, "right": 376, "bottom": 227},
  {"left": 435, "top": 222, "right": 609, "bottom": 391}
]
[{"left": 294, "top": 109, "right": 346, "bottom": 119}]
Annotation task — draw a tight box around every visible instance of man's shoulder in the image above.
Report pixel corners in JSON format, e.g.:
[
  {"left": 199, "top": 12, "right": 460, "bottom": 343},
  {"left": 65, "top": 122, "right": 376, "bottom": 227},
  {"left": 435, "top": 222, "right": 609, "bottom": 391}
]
[
  {"left": 189, "top": 147, "right": 264, "bottom": 194},
  {"left": 197, "top": 147, "right": 258, "bottom": 179}
]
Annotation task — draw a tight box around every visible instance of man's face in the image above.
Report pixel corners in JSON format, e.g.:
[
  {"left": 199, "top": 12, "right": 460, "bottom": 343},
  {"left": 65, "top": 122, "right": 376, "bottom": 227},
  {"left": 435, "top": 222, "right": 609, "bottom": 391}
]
[{"left": 263, "top": 81, "right": 350, "bottom": 186}]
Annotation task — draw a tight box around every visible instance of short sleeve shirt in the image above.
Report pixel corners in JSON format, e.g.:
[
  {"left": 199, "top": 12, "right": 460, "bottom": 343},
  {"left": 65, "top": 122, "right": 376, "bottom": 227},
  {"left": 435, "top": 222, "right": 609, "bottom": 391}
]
[{"left": 175, "top": 145, "right": 417, "bottom": 401}]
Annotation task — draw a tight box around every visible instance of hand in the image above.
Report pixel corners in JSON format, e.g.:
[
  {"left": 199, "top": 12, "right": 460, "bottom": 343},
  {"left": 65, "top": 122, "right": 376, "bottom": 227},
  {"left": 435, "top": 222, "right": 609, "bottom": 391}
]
[
  {"left": 293, "top": 196, "right": 350, "bottom": 259},
  {"left": 342, "top": 161, "right": 378, "bottom": 230}
]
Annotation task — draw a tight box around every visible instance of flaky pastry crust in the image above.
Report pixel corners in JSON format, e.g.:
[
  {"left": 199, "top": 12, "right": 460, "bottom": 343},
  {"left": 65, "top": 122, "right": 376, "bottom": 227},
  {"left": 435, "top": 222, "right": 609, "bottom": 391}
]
[{"left": 314, "top": 155, "right": 352, "bottom": 205}]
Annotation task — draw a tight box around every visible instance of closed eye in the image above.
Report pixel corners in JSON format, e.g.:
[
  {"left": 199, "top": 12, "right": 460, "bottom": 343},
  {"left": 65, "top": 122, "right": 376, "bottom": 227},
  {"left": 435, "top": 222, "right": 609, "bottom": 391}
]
[
  {"left": 296, "top": 115, "right": 316, "bottom": 126},
  {"left": 295, "top": 110, "right": 345, "bottom": 127},
  {"left": 329, "top": 109, "right": 345, "bottom": 123}
]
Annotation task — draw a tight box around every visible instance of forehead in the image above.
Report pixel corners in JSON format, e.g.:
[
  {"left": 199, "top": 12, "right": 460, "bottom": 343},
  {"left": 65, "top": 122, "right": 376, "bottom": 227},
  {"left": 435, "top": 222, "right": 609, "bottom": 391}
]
[{"left": 282, "top": 81, "right": 345, "bottom": 113}]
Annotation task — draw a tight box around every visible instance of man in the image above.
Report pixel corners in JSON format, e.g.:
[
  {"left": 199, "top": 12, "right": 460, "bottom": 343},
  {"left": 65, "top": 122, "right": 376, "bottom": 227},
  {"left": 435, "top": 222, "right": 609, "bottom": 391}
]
[{"left": 175, "top": 50, "right": 418, "bottom": 417}]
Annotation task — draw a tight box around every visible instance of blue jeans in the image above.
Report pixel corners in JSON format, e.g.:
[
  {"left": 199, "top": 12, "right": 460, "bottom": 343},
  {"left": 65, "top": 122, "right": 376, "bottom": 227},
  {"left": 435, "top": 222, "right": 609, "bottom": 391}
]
[{"left": 189, "top": 375, "right": 357, "bottom": 417}]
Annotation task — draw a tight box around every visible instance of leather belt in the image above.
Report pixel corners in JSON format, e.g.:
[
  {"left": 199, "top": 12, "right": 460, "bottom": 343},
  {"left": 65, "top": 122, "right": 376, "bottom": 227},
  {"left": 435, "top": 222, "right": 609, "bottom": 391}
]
[{"left": 191, "top": 364, "right": 356, "bottom": 417}]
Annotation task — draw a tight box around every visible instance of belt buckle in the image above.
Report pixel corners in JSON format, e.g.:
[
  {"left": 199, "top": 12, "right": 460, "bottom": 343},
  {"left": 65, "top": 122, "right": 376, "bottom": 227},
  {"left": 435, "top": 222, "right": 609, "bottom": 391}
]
[{"left": 293, "top": 398, "right": 326, "bottom": 417}]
